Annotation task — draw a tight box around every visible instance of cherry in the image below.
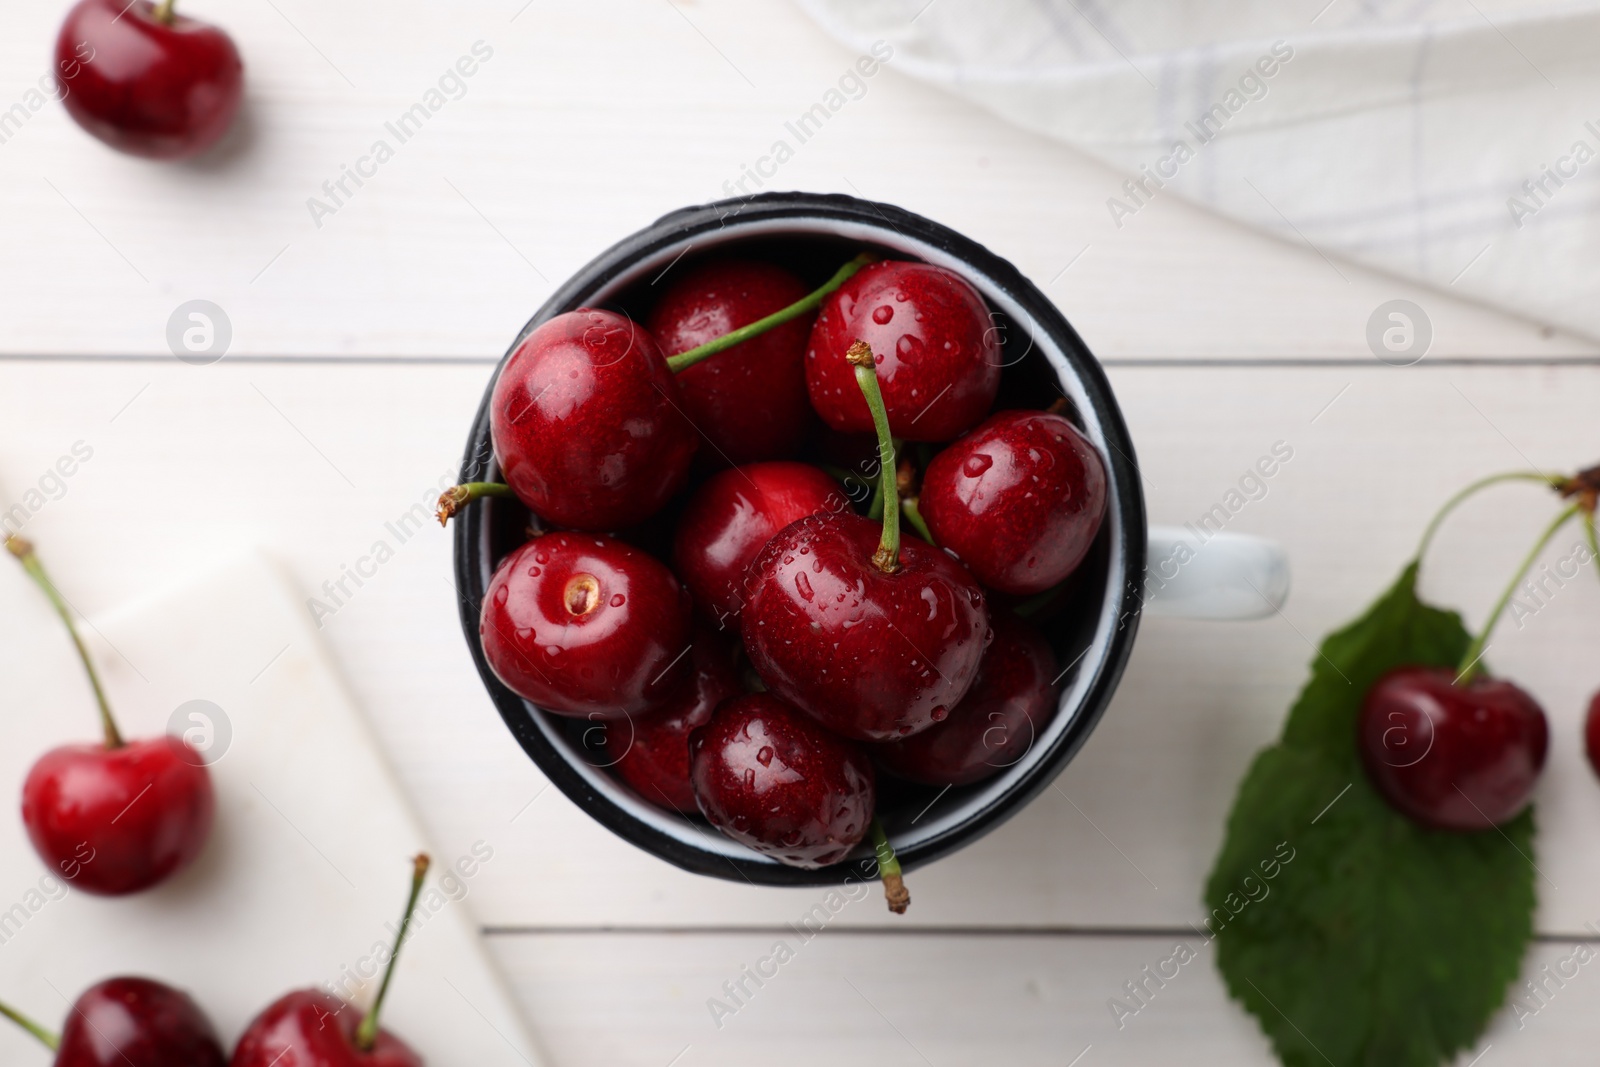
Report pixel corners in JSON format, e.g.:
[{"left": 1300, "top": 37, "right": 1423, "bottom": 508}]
[
  {"left": 604, "top": 628, "right": 741, "bottom": 813},
  {"left": 671, "top": 461, "right": 847, "bottom": 629},
  {"left": 1359, "top": 667, "right": 1547, "bottom": 830},
  {"left": 806, "top": 260, "right": 1000, "bottom": 442},
  {"left": 920, "top": 409, "right": 1108, "bottom": 596},
  {"left": 7, "top": 537, "right": 212, "bottom": 896},
  {"left": 742, "top": 343, "right": 988, "bottom": 742},
  {"left": 0, "top": 977, "right": 225, "bottom": 1067},
  {"left": 491, "top": 310, "right": 697, "bottom": 531},
  {"left": 231, "top": 856, "right": 429, "bottom": 1067},
  {"left": 876, "top": 614, "right": 1058, "bottom": 787},
  {"left": 688, "top": 693, "right": 874, "bottom": 868},
  {"left": 479, "top": 531, "right": 692, "bottom": 719},
  {"left": 1585, "top": 690, "right": 1600, "bottom": 780},
  {"left": 55, "top": 0, "right": 243, "bottom": 160},
  {"left": 647, "top": 259, "right": 817, "bottom": 465}
]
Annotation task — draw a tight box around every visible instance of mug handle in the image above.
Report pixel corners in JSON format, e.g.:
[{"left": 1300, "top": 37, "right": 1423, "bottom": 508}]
[{"left": 1143, "top": 525, "right": 1290, "bottom": 621}]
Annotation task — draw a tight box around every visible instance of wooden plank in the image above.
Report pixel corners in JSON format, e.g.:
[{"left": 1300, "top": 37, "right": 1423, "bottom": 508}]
[
  {"left": 484, "top": 930, "right": 1598, "bottom": 1066},
  {"left": 0, "top": 361, "right": 1596, "bottom": 935},
  {"left": 0, "top": 1, "right": 1590, "bottom": 359}
]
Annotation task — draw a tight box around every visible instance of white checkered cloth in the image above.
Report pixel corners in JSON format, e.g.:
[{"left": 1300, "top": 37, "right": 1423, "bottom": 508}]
[{"left": 799, "top": 0, "right": 1600, "bottom": 342}]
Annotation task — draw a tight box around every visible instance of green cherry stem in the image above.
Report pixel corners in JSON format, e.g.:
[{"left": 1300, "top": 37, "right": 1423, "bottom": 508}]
[
  {"left": 4, "top": 536, "right": 122, "bottom": 749},
  {"left": 666, "top": 253, "right": 874, "bottom": 374},
  {"left": 1455, "top": 503, "right": 1582, "bottom": 683},
  {"left": 355, "top": 853, "right": 431, "bottom": 1052},
  {"left": 152, "top": 0, "right": 177, "bottom": 23},
  {"left": 1585, "top": 510, "right": 1600, "bottom": 584},
  {"left": 900, "top": 497, "right": 934, "bottom": 544},
  {"left": 436, "top": 481, "right": 515, "bottom": 526},
  {"left": 1417, "top": 470, "right": 1568, "bottom": 566},
  {"left": 848, "top": 341, "right": 900, "bottom": 573},
  {"left": 0, "top": 999, "right": 60, "bottom": 1052},
  {"left": 869, "top": 818, "right": 909, "bottom": 914}
]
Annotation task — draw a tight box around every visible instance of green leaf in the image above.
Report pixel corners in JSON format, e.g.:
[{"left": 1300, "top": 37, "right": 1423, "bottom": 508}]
[{"left": 1205, "top": 562, "right": 1537, "bottom": 1067}]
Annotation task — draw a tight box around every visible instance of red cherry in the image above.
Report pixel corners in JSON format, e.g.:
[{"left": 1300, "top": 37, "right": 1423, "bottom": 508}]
[
  {"left": 479, "top": 532, "right": 692, "bottom": 719},
  {"left": 647, "top": 259, "right": 818, "bottom": 465},
  {"left": 1586, "top": 690, "right": 1600, "bottom": 779},
  {"left": 605, "top": 629, "right": 742, "bottom": 812},
  {"left": 689, "top": 693, "right": 874, "bottom": 868},
  {"left": 920, "top": 410, "right": 1108, "bottom": 596},
  {"left": 228, "top": 989, "right": 419, "bottom": 1067},
  {"left": 0, "top": 977, "right": 225, "bottom": 1067},
  {"left": 742, "top": 511, "right": 988, "bottom": 742},
  {"left": 805, "top": 261, "right": 1000, "bottom": 442},
  {"left": 491, "top": 310, "right": 696, "bottom": 531},
  {"left": 1359, "top": 666, "right": 1548, "bottom": 830},
  {"left": 55, "top": 0, "right": 243, "bottom": 160},
  {"left": 671, "top": 462, "right": 847, "bottom": 629},
  {"left": 23, "top": 736, "right": 213, "bottom": 897},
  {"left": 232, "top": 856, "right": 430, "bottom": 1067},
  {"left": 876, "top": 614, "right": 1058, "bottom": 786}
]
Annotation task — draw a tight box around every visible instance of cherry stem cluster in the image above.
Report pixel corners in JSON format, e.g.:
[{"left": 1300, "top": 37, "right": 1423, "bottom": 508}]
[
  {"left": 869, "top": 818, "right": 909, "bottom": 914},
  {"left": 0, "top": 999, "right": 59, "bottom": 1052},
  {"left": 665, "top": 253, "right": 874, "bottom": 375},
  {"left": 4, "top": 536, "right": 123, "bottom": 749},
  {"left": 436, "top": 481, "right": 515, "bottom": 526},
  {"left": 848, "top": 341, "right": 900, "bottom": 573},
  {"left": 355, "top": 853, "right": 431, "bottom": 1051},
  {"left": 1455, "top": 504, "right": 1582, "bottom": 682}
]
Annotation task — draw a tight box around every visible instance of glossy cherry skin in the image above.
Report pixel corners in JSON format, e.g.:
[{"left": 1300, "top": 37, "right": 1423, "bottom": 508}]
[
  {"left": 690, "top": 693, "right": 874, "bottom": 868},
  {"left": 490, "top": 310, "right": 697, "bottom": 531},
  {"left": 921, "top": 410, "right": 1108, "bottom": 596},
  {"left": 605, "top": 629, "right": 742, "bottom": 812},
  {"left": 22, "top": 736, "right": 213, "bottom": 897},
  {"left": 479, "top": 532, "right": 692, "bottom": 719},
  {"left": 1358, "top": 666, "right": 1548, "bottom": 831},
  {"left": 671, "top": 462, "right": 847, "bottom": 629},
  {"left": 229, "top": 989, "right": 419, "bottom": 1067},
  {"left": 742, "top": 511, "right": 989, "bottom": 742},
  {"left": 647, "top": 259, "right": 817, "bottom": 466},
  {"left": 56, "top": 0, "right": 243, "bottom": 160},
  {"left": 1586, "top": 690, "right": 1600, "bottom": 780},
  {"left": 876, "top": 614, "right": 1058, "bottom": 787},
  {"left": 56, "top": 977, "right": 226, "bottom": 1067},
  {"left": 806, "top": 260, "right": 1000, "bottom": 442}
]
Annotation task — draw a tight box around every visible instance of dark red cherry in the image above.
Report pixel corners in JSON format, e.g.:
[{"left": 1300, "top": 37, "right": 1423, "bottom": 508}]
[
  {"left": 647, "top": 259, "right": 818, "bottom": 465},
  {"left": 920, "top": 409, "right": 1108, "bottom": 596},
  {"left": 1359, "top": 666, "right": 1548, "bottom": 830},
  {"left": 479, "top": 532, "right": 692, "bottom": 719},
  {"left": 689, "top": 693, "right": 874, "bottom": 868},
  {"left": 605, "top": 629, "right": 742, "bottom": 812},
  {"left": 671, "top": 462, "right": 847, "bottom": 629},
  {"left": 31, "top": 976, "right": 227, "bottom": 1067},
  {"left": 742, "top": 511, "right": 988, "bottom": 742},
  {"left": 228, "top": 989, "right": 419, "bottom": 1067},
  {"left": 1586, "top": 690, "right": 1600, "bottom": 780},
  {"left": 805, "top": 260, "right": 1000, "bottom": 442},
  {"left": 876, "top": 614, "right": 1058, "bottom": 787},
  {"left": 22, "top": 736, "right": 213, "bottom": 897},
  {"left": 56, "top": 0, "right": 243, "bottom": 160},
  {"left": 490, "top": 309, "right": 697, "bottom": 530}
]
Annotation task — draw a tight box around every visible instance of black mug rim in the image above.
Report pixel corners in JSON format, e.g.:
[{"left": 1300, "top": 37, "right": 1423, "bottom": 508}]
[{"left": 452, "top": 191, "right": 1147, "bottom": 886}]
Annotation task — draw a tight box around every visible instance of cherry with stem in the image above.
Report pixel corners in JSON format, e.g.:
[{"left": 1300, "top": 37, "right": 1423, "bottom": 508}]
[{"left": 439, "top": 255, "right": 877, "bottom": 524}]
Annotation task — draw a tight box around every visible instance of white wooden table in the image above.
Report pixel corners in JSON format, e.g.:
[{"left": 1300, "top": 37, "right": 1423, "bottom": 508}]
[{"left": 3, "top": 2, "right": 1598, "bottom": 1064}]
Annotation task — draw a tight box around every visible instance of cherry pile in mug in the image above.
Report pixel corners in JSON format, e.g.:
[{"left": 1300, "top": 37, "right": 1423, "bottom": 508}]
[{"left": 445, "top": 249, "right": 1113, "bottom": 900}]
